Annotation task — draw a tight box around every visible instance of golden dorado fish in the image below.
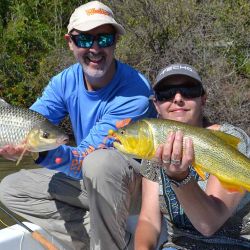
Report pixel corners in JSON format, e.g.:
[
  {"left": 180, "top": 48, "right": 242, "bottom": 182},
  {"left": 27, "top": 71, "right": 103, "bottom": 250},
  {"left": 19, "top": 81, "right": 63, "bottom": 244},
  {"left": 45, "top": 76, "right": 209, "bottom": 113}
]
[
  {"left": 0, "top": 98, "right": 69, "bottom": 164},
  {"left": 110, "top": 118, "right": 250, "bottom": 192}
]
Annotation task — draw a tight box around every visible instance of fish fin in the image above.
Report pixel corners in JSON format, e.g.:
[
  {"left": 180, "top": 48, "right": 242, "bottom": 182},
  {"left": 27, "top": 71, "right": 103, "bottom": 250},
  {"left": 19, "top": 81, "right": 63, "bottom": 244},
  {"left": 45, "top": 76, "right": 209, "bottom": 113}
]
[
  {"left": 210, "top": 130, "right": 240, "bottom": 148},
  {"left": 193, "top": 163, "right": 206, "bottom": 180},
  {"left": 0, "top": 98, "right": 11, "bottom": 107},
  {"left": 115, "top": 118, "right": 132, "bottom": 129},
  {"left": 16, "top": 147, "right": 28, "bottom": 166},
  {"left": 219, "top": 181, "right": 245, "bottom": 193}
]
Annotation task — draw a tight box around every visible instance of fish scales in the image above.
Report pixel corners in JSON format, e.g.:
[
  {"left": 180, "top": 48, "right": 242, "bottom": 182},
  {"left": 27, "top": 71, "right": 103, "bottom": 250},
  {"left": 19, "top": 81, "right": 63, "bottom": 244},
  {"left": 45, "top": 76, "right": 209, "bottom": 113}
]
[
  {"left": 0, "top": 106, "right": 47, "bottom": 146},
  {"left": 147, "top": 119, "right": 250, "bottom": 188}
]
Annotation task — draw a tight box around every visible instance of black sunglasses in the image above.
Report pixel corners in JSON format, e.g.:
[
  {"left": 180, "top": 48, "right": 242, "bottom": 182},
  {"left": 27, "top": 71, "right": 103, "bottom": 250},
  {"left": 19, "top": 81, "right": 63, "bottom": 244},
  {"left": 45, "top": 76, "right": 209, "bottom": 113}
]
[
  {"left": 155, "top": 84, "right": 205, "bottom": 102},
  {"left": 70, "top": 33, "right": 116, "bottom": 48}
]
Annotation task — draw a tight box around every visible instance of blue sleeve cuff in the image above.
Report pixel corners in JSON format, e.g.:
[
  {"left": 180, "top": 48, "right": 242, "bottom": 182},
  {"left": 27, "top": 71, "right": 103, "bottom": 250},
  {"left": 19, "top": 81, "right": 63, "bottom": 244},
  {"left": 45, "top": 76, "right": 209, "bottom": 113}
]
[{"left": 34, "top": 149, "right": 57, "bottom": 165}]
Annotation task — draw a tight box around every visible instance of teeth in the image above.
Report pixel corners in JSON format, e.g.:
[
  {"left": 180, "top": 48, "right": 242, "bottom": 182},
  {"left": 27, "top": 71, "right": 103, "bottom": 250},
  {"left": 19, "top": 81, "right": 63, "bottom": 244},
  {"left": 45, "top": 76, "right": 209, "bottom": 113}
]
[{"left": 88, "top": 53, "right": 102, "bottom": 61}]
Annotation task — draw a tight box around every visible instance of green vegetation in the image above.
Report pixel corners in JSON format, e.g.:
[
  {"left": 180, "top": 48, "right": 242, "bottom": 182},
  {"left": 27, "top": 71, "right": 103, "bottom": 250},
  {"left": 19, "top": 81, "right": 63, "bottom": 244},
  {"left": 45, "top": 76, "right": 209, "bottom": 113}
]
[{"left": 0, "top": 0, "right": 249, "bottom": 134}]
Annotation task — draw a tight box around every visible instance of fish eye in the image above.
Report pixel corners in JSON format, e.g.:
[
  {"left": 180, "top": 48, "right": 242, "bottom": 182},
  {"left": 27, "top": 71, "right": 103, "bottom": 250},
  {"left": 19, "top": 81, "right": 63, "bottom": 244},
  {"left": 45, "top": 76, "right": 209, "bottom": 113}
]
[
  {"left": 42, "top": 132, "right": 50, "bottom": 139},
  {"left": 120, "top": 129, "right": 125, "bottom": 135}
]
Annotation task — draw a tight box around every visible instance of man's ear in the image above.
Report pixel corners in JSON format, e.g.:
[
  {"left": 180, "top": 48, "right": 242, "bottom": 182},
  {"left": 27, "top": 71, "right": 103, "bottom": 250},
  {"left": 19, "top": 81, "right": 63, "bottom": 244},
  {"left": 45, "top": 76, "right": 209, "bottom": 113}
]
[
  {"left": 115, "top": 33, "right": 120, "bottom": 41},
  {"left": 64, "top": 34, "right": 74, "bottom": 51},
  {"left": 114, "top": 34, "right": 121, "bottom": 46}
]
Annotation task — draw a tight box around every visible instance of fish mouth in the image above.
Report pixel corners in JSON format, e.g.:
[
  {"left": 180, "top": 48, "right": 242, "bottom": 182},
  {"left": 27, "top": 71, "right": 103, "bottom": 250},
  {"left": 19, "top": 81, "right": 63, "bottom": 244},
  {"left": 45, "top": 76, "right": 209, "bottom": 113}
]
[
  {"left": 109, "top": 124, "right": 155, "bottom": 159},
  {"left": 113, "top": 141, "right": 123, "bottom": 150},
  {"left": 57, "top": 135, "right": 69, "bottom": 145},
  {"left": 112, "top": 135, "right": 123, "bottom": 149},
  {"left": 110, "top": 132, "right": 130, "bottom": 153},
  {"left": 113, "top": 138, "right": 122, "bottom": 145},
  {"left": 113, "top": 139, "right": 137, "bottom": 156},
  {"left": 113, "top": 133, "right": 145, "bottom": 156}
]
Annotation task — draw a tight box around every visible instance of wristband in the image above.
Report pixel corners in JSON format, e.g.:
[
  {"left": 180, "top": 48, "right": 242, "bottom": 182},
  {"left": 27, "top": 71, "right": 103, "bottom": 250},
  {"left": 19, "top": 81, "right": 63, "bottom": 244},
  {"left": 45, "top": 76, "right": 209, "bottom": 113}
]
[{"left": 167, "top": 167, "right": 193, "bottom": 188}]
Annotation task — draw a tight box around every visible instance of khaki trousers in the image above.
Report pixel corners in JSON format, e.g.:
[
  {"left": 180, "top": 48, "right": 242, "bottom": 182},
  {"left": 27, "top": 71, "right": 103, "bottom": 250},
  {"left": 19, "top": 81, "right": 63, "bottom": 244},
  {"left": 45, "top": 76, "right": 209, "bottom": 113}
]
[{"left": 0, "top": 149, "right": 142, "bottom": 250}]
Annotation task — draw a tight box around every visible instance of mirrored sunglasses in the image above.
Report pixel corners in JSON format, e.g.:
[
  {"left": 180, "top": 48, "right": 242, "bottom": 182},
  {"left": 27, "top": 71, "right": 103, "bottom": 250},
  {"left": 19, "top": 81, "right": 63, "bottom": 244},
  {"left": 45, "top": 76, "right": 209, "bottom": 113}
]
[
  {"left": 155, "top": 84, "right": 205, "bottom": 102},
  {"left": 70, "top": 33, "right": 116, "bottom": 48}
]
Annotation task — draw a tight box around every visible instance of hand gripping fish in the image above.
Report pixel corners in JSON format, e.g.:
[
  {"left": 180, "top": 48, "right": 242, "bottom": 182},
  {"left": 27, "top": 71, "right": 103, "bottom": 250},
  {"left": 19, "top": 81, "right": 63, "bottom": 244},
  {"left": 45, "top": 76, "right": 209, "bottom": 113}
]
[
  {"left": 0, "top": 98, "right": 69, "bottom": 164},
  {"left": 110, "top": 118, "right": 250, "bottom": 192}
]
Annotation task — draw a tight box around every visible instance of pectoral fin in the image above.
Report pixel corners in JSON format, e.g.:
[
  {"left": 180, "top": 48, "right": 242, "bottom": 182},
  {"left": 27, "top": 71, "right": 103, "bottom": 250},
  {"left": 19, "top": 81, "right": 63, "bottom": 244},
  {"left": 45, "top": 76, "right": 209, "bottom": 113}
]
[
  {"left": 16, "top": 146, "right": 28, "bottom": 166},
  {"left": 31, "top": 152, "right": 39, "bottom": 161},
  {"left": 193, "top": 163, "right": 206, "bottom": 180},
  {"left": 219, "top": 181, "right": 245, "bottom": 193}
]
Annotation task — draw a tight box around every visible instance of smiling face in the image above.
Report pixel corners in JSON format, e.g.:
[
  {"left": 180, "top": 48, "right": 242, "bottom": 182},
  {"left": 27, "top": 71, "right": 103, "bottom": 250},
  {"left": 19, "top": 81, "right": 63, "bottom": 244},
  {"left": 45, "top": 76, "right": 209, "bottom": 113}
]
[
  {"left": 153, "top": 77, "right": 206, "bottom": 127},
  {"left": 66, "top": 24, "right": 117, "bottom": 90}
]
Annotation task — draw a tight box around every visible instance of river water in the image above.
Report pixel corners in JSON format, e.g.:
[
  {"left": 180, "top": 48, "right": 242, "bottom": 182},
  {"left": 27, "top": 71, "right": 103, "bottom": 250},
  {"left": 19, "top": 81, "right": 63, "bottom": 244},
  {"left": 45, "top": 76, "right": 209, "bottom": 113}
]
[{"left": 0, "top": 157, "right": 38, "bottom": 229}]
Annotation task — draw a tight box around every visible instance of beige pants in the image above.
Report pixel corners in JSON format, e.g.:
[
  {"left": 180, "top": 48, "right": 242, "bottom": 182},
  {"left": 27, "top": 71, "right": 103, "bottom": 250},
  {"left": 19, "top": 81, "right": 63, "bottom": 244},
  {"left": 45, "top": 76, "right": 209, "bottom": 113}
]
[{"left": 0, "top": 149, "right": 142, "bottom": 250}]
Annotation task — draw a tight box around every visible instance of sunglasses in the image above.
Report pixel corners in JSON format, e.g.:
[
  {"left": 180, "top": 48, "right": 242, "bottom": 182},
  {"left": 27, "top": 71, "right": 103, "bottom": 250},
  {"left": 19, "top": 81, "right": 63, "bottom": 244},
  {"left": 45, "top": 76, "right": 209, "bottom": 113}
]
[
  {"left": 70, "top": 33, "right": 116, "bottom": 48},
  {"left": 155, "top": 84, "right": 204, "bottom": 102}
]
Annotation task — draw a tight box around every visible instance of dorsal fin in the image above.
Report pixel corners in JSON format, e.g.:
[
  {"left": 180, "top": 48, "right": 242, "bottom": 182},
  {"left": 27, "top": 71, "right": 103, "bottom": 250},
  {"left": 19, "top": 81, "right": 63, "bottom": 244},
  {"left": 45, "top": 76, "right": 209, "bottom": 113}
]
[
  {"left": 210, "top": 130, "right": 240, "bottom": 149},
  {"left": 0, "top": 98, "right": 11, "bottom": 107}
]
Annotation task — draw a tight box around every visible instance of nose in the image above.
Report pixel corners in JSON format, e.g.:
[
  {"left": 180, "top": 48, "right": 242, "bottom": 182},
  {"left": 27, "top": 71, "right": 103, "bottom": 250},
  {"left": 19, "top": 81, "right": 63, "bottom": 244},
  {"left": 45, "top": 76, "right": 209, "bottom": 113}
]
[
  {"left": 89, "top": 40, "right": 101, "bottom": 51},
  {"left": 173, "top": 92, "right": 184, "bottom": 104}
]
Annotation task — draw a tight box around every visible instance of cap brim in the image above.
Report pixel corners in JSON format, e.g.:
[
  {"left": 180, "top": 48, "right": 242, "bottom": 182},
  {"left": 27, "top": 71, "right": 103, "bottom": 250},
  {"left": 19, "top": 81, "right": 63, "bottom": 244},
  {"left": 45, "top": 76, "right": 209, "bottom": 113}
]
[
  {"left": 153, "top": 74, "right": 202, "bottom": 91},
  {"left": 69, "top": 20, "right": 125, "bottom": 35}
]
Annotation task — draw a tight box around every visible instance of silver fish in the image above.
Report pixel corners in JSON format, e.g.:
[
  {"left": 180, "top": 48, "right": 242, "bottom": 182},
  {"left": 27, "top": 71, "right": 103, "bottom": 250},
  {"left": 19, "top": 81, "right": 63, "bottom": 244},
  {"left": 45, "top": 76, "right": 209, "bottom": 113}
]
[{"left": 0, "top": 99, "right": 69, "bottom": 163}]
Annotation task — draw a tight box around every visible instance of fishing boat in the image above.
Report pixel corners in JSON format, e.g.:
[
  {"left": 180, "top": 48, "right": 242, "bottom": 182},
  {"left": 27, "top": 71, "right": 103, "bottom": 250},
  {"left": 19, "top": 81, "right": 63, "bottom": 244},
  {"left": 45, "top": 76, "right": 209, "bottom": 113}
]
[
  {"left": 0, "top": 222, "right": 66, "bottom": 250},
  {"left": 0, "top": 216, "right": 168, "bottom": 249}
]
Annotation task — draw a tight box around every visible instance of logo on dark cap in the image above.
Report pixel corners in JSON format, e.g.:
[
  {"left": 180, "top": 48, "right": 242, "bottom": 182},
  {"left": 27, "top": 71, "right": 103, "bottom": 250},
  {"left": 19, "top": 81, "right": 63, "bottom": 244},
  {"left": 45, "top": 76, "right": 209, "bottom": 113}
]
[{"left": 159, "top": 65, "right": 194, "bottom": 76}]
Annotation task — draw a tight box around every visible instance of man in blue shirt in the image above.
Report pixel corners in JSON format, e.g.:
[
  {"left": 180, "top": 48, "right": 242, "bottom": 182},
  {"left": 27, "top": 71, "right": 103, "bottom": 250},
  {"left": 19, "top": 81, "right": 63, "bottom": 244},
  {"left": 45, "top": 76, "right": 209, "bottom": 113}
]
[{"left": 0, "top": 1, "right": 156, "bottom": 249}]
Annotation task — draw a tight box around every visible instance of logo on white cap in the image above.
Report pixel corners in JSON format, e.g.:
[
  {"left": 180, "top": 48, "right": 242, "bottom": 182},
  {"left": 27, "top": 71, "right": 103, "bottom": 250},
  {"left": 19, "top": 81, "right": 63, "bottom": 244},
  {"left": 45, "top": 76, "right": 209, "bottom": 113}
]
[{"left": 85, "top": 8, "right": 113, "bottom": 17}]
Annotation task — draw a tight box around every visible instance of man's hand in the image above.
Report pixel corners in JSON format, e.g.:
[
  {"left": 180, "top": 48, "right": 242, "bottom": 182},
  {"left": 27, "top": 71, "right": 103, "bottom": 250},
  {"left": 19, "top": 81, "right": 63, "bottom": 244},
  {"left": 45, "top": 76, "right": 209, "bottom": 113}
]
[{"left": 0, "top": 145, "right": 27, "bottom": 161}]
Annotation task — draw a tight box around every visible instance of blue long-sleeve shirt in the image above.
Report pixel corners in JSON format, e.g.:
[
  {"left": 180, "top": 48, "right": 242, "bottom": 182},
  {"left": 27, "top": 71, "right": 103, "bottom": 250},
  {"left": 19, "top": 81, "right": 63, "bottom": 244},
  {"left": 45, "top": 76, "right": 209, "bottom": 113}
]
[{"left": 30, "top": 61, "right": 156, "bottom": 179}]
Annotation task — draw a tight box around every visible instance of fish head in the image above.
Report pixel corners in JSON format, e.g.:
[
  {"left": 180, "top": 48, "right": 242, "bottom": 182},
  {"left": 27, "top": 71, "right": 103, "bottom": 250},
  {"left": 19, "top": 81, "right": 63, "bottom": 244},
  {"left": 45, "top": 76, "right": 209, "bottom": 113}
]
[
  {"left": 110, "top": 120, "right": 155, "bottom": 159},
  {"left": 26, "top": 121, "right": 69, "bottom": 152}
]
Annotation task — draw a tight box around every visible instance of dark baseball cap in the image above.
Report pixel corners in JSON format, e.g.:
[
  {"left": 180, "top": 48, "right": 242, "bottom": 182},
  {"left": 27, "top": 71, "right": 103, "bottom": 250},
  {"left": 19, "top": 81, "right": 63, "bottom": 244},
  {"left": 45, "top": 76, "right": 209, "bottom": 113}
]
[{"left": 154, "top": 63, "right": 203, "bottom": 91}]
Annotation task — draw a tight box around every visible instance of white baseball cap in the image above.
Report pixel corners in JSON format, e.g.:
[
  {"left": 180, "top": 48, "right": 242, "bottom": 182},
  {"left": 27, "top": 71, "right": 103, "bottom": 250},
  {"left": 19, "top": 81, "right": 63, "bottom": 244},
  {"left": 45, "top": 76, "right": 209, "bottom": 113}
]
[{"left": 67, "top": 1, "right": 125, "bottom": 35}]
